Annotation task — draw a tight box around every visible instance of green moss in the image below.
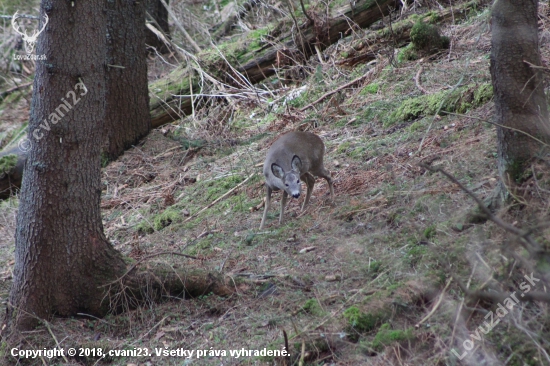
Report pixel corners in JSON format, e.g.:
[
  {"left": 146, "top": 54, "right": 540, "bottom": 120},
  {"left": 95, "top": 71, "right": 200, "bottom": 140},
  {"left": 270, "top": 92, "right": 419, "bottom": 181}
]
[
  {"left": 302, "top": 299, "right": 324, "bottom": 316},
  {"left": 0, "top": 89, "right": 24, "bottom": 106},
  {"left": 473, "top": 83, "right": 493, "bottom": 105},
  {"left": 426, "top": 11, "right": 441, "bottom": 24},
  {"left": 205, "top": 175, "right": 245, "bottom": 200},
  {"left": 0, "top": 154, "right": 17, "bottom": 175},
  {"left": 361, "top": 83, "right": 379, "bottom": 95},
  {"left": 337, "top": 141, "right": 351, "bottom": 154},
  {"left": 410, "top": 21, "right": 449, "bottom": 52},
  {"left": 154, "top": 209, "right": 180, "bottom": 230},
  {"left": 508, "top": 158, "right": 530, "bottom": 183},
  {"left": 248, "top": 28, "right": 269, "bottom": 49},
  {"left": 136, "top": 221, "right": 154, "bottom": 235},
  {"left": 100, "top": 152, "right": 110, "bottom": 167},
  {"left": 359, "top": 100, "right": 400, "bottom": 125},
  {"left": 387, "top": 84, "right": 492, "bottom": 126},
  {"left": 397, "top": 43, "right": 418, "bottom": 62},
  {"left": 343, "top": 306, "right": 384, "bottom": 334},
  {"left": 371, "top": 324, "right": 415, "bottom": 351}
]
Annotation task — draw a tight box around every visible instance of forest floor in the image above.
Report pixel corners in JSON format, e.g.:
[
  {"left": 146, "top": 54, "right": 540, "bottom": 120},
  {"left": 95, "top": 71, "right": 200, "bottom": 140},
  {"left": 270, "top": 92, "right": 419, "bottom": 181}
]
[{"left": 1, "top": 0, "right": 550, "bottom": 365}]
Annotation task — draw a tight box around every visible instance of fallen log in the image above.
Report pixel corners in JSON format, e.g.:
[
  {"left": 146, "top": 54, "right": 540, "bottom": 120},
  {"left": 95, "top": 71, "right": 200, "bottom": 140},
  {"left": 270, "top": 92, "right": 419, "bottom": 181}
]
[
  {"left": 150, "top": 0, "right": 400, "bottom": 127},
  {"left": 337, "top": 0, "right": 484, "bottom": 67}
]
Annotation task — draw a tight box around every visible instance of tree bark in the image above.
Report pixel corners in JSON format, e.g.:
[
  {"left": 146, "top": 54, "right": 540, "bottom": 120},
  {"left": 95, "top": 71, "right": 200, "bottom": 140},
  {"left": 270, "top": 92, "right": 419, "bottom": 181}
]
[
  {"left": 490, "top": 0, "right": 550, "bottom": 190},
  {"left": 105, "top": 0, "right": 151, "bottom": 161},
  {"left": 7, "top": 0, "right": 127, "bottom": 331}
]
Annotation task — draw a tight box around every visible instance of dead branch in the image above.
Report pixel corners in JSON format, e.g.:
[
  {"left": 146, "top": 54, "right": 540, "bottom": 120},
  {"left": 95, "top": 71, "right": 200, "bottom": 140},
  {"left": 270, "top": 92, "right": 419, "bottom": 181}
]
[
  {"left": 420, "top": 163, "right": 543, "bottom": 255},
  {"left": 0, "top": 82, "right": 33, "bottom": 100},
  {"left": 300, "top": 73, "right": 371, "bottom": 112},
  {"left": 183, "top": 173, "right": 255, "bottom": 223},
  {"left": 414, "top": 65, "right": 428, "bottom": 94}
]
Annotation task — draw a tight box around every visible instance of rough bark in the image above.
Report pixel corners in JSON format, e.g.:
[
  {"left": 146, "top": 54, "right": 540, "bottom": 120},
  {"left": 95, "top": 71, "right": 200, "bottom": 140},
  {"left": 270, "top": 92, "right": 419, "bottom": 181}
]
[
  {"left": 7, "top": 0, "right": 127, "bottom": 331},
  {"left": 105, "top": 0, "right": 151, "bottom": 161},
  {"left": 490, "top": 0, "right": 550, "bottom": 190}
]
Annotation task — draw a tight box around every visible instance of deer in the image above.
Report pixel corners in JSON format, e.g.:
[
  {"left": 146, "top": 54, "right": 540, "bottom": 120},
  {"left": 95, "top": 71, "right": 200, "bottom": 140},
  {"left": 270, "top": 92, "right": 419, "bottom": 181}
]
[
  {"left": 260, "top": 131, "right": 334, "bottom": 229},
  {"left": 12, "top": 11, "right": 49, "bottom": 54}
]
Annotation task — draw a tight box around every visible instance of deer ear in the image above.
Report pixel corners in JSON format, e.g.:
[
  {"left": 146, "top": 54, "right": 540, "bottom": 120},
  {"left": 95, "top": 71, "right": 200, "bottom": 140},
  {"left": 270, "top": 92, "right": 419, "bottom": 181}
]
[
  {"left": 291, "top": 155, "right": 302, "bottom": 171},
  {"left": 271, "top": 163, "right": 284, "bottom": 179}
]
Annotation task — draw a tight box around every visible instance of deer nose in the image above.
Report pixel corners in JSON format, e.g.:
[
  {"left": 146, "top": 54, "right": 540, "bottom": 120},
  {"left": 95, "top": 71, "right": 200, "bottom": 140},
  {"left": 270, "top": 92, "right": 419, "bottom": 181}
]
[{"left": 292, "top": 193, "right": 300, "bottom": 198}]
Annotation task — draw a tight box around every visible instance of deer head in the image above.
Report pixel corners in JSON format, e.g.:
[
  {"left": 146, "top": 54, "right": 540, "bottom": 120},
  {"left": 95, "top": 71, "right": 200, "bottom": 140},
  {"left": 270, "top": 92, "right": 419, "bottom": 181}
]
[{"left": 12, "top": 11, "right": 49, "bottom": 54}]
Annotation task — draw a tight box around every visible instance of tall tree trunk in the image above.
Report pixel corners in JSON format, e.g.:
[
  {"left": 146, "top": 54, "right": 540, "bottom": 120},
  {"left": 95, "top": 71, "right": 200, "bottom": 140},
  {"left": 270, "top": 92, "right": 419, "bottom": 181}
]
[
  {"left": 490, "top": 0, "right": 550, "bottom": 191},
  {"left": 105, "top": 0, "right": 151, "bottom": 161},
  {"left": 7, "top": 0, "right": 126, "bottom": 331}
]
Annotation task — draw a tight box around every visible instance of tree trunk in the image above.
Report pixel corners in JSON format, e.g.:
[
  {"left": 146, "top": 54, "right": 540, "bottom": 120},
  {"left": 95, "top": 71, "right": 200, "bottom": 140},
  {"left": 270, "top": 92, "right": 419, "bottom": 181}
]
[
  {"left": 490, "top": 0, "right": 550, "bottom": 191},
  {"left": 105, "top": 0, "right": 151, "bottom": 161},
  {"left": 7, "top": 0, "right": 127, "bottom": 331},
  {"left": 145, "top": 0, "right": 170, "bottom": 53}
]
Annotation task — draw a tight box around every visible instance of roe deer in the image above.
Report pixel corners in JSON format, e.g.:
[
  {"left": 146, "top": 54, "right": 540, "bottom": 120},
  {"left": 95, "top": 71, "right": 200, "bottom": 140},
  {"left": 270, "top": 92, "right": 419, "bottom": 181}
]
[{"left": 260, "top": 131, "right": 334, "bottom": 229}]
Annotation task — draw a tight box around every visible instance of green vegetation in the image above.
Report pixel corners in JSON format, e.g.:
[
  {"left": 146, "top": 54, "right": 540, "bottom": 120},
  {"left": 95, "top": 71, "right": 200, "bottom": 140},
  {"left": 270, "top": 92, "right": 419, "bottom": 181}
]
[
  {"left": 386, "top": 83, "right": 493, "bottom": 126},
  {"left": 371, "top": 324, "right": 415, "bottom": 351},
  {"left": 302, "top": 299, "right": 324, "bottom": 316},
  {"left": 343, "top": 306, "right": 386, "bottom": 334},
  {"left": 0, "top": 154, "right": 17, "bottom": 175},
  {"left": 361, "top": 83, "right": 380, "bottom": 95},
  {"left": 423, "top": 225, "right": 436, "bottom": 239},
  {"left": 410, "top": 21, "right": 450, "bottom": 52}
]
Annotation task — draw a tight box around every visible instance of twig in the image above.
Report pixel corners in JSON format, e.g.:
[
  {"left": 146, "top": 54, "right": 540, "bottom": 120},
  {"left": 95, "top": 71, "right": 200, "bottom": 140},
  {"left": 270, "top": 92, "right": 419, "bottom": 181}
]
[
  {"left": 442, "top": 111, "right": 550, "bottom": 148},
  {"left": 159, "top": 0, "right": 201, "bottom": 53},
  {"left": 512, "top": 316, "right": 550, "bottom": 363},
  {"left": 419, "top": 163, "right": 542, "bottom": 254},
  {"left": 0, "top": 82, "right": 33, "bottom": 99},
  {"left": 0, "top": 14, "right": 39, "bottom": 19},
  {"left": 43, "top": 321, "right": 69, "bottom": 364},
  {"left": 76, "top": 313, "right": 118, "bottom": 326},
  {"left": 299, "top": 339, "right": 306, "bottom": 366},
  {"left": 414, "top": 66, "right": 428, "bottom": 94},
  {"left": 184, "top": 173, "right": 255, "bottom": 222},
  {"left": 129, "top": 316, "right": 169, "bottom": 346},
  {"left": 300, "top": 73, "right": 370, "bottom": 111},
  {"left": 415, "top": 277, "right": 452, "bottom": 327},
  {"left": 299, "top": 0, "right": 314, "bottom": 23}
]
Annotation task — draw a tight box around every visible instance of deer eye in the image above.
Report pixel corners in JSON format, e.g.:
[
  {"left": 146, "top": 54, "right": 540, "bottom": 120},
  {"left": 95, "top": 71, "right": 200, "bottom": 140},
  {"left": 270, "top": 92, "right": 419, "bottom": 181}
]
[
  {"left": 296, "top": 180, "right": 299, "bottom": 183},
  {"left": 285, "top": 184, "right": 289, "bottom": 187}
]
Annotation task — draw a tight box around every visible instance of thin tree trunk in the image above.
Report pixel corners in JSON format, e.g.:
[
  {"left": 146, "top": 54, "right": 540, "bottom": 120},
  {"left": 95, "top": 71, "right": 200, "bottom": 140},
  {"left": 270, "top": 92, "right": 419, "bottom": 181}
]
[{"left": 490, "top": 0, "right": 550, "bottom": 191}]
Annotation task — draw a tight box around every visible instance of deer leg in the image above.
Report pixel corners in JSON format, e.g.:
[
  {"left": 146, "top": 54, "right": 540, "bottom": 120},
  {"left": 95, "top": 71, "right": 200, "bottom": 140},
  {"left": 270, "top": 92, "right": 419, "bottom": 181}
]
[
  {"left": 260, "top": 185, "right": 272, "bottom": 229},
  {"left": 279, "top": 191, "right": 288, "bottom": 224}
]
